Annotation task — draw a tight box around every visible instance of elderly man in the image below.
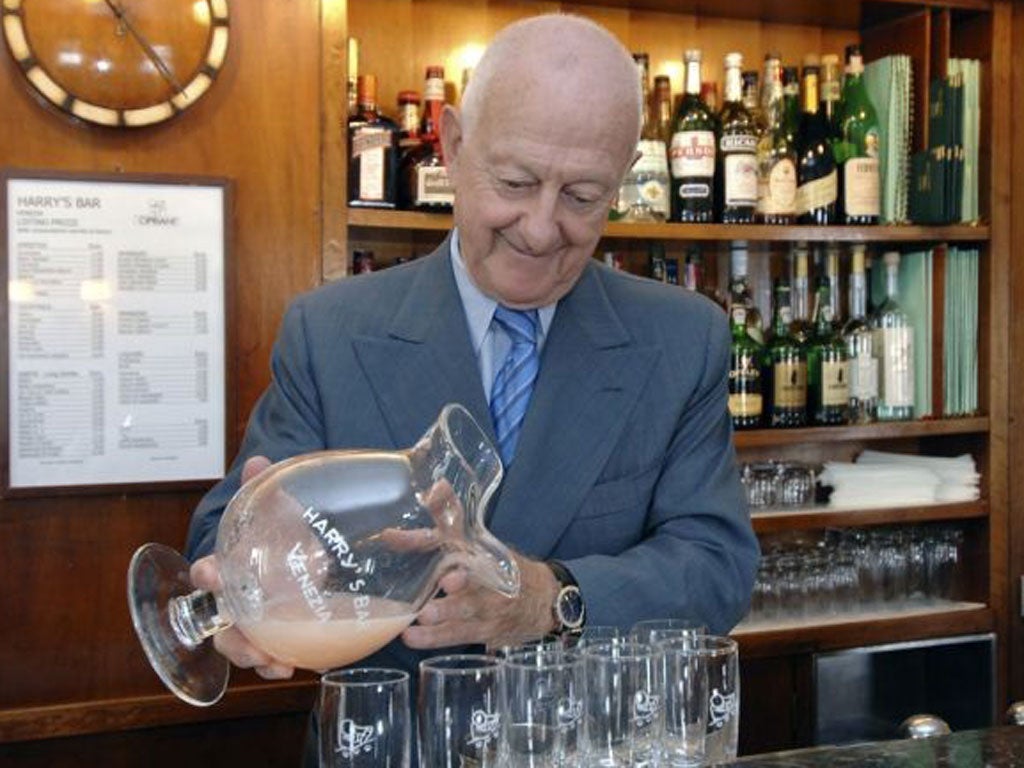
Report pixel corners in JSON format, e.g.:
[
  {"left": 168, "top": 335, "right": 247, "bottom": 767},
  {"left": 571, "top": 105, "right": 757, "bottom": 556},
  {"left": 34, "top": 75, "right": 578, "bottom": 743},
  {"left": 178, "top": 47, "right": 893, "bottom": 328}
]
[{"left": 187, "top": 7, "right": 758, "bottom": 727}]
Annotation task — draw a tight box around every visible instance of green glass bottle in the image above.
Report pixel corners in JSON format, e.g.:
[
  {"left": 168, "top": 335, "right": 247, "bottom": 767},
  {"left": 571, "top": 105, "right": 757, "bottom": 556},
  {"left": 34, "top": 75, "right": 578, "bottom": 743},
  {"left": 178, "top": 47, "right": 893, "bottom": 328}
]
[
  {"left": 838, "top": 44, "right": 881, "bottom": 224},
  {"left": 807, "top": 276, "right": 850, "bottom": 425},
  {"left": 763, "top": 279, "right": 807, "bottom": 428},
  {"left": 716, "top": 52, "right": 759, "bottom": 223},
  {"left": 728, "top": 300, "right": 764, "bottom": 430},
  {"left": 789, "top": 242, "right": 814, "bottom": 347},
  {"left": 670, "top": 49, "right": 717, "bottom": 222}
]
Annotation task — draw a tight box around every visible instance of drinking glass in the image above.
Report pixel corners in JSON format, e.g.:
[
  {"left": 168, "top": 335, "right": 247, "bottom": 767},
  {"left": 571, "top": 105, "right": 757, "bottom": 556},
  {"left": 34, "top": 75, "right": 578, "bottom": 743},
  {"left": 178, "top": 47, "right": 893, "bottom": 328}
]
[
  {"left": 630, "top": 618, "right": 706, "bottom": 646},
  {"left": 419, "top": 654, "right": 505, "bottom": 768},
  {"left": 658, "top": 636, "right": 709, "bottom": 767},
  {"left": 501, "top": 647, "right": 585, "bottom": 767},
  {"left": 319, "top": 668, "right": 410, "bottom": 767},
  {"left": 581, "top": 640, "right": 662, "bottom": 767},
  {"left": 577, "top": 625, "right": 625, "bottom": 648},
  {"left": 694, "top": 635, "right": 740, "bottom": 763}
]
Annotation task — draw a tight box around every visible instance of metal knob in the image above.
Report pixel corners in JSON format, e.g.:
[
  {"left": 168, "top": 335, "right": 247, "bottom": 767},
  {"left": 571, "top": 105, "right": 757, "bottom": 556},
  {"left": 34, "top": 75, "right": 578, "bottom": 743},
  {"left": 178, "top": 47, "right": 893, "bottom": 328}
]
[
  {"left": 899, "top": 714, "right": 951, "bottom": 739},
  {"left": 1006, "top": 701, "right": 1024, "bottom": 725}
]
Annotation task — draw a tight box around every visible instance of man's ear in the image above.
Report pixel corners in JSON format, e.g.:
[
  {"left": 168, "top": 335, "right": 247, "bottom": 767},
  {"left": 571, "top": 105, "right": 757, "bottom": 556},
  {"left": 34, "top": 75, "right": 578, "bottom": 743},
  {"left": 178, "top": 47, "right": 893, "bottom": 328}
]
[{"left": 439, "top": 104, "right": 463, "bottom": 172}]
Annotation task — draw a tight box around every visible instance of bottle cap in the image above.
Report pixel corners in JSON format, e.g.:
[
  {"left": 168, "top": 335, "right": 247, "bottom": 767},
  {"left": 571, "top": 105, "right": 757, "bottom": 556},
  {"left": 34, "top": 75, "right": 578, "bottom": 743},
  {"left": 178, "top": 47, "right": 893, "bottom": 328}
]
[
  {"left": 884, "top": 250, "right": 901, "bottom": 266},
  {"left": 397, "top": 90, "right": 420, "bottom": 105},
  {"left": 684, "top": 49, "right": 702, "bottom": 63},
  {"left": 724, "top": 52, "right": 743, "bottom": 69}
]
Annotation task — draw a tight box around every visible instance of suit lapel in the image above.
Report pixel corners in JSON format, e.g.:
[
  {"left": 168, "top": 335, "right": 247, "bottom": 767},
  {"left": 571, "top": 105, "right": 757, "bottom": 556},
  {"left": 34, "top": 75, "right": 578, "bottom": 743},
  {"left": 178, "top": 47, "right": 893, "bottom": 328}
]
[
  {"left": 351, "top": 241, "right": 495, "bottom": 450},
  {"left": 488, "top": 265, "right": 659, "bottom": 557}
]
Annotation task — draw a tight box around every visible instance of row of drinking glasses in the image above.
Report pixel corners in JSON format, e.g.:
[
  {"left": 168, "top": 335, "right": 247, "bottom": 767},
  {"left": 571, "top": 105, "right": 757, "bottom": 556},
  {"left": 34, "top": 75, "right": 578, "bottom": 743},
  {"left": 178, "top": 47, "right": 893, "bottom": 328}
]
[
  {"left": 739, "top": 461, "right": 818, "bottom": 509},
  {"left": 318, "top": 619, "right": 739, "bottom": 767},
  {"left": 747, "top": 525, "right": 965, "bottom": 623}
]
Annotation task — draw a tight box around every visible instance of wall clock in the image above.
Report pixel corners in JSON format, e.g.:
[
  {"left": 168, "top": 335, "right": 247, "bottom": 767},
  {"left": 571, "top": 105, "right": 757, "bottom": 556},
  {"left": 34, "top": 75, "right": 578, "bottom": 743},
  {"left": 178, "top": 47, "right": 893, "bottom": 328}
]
[{"left": 2, "top": 0, "right": 229, "bottom": 128}]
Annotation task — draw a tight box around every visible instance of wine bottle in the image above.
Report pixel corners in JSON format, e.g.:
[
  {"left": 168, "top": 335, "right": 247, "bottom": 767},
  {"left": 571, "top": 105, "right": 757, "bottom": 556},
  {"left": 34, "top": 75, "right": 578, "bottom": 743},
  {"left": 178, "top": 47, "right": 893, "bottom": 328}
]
[
  {"left": 838, "top": 44, "right": 882, "bottom": 224},
  {"left": 756, "top": 54, "right": 797, "bottom": 224},
  {"left": 729, "top": 299, "right": 764, "bottom": 430},
  {"left": 872, "top": 251, "right": 915, "bottom": 421},
  {"left": 728, "top": 241, "right": 764, "bottom": 344},
  {"left": 670, "top": 50, "right": 717, "bottom": 223},
  {"left": 408, "top": 65, "right": 454, "bottom": 212},
  {"left": 763, "top": 279, "right": 808, "bottom": 428},
  {"left": 843, "top": 244, "right": 879, "bottom": 423},
  {"left": 795, "top": 61, "right": 838, "bottom": 224},
  {"left": 716, "top": 52, "right": 759, "bottom": 223},
  {"left": 789, "top": 242, "right": 814, "bottom": 347},
  {"left": 807, "top": 276, "right": 850, "bottom": 425}
]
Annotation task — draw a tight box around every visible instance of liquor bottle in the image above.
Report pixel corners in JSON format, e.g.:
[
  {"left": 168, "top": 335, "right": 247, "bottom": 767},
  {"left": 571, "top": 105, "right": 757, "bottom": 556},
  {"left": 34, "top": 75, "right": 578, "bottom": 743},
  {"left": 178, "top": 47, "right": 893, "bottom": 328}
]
[
  {"left": 653, "top": 75, "right": 674, "bottom": 145},
  {"left": 756, "top": 54, "right": 797, "bottom": 224},
  {"left": 716, "top": 52, "right": 759, "bottom": 223},
  {"left": 824, "top": 242, "right": 842, "bottom": 326},
  {"left": 742, "top": 70, "right": 762, "bottom": 130},
  {"left": 347, "top": 74, "right": 399, "bottom": 209},
  {"left": 670, "top": 50, "right": 717, "bottom": 222},
  {"left": 782, "top": 66, "right": 801, "bottom": 145},
  {"left": 623, "top": 54, "right": 671, "bottom": 222},
  {"left": 346, "top": 37, "right": 359, "bottom": 118},
  {"left": 807, "top": 276, "right": 850, "bottom": 425},
  {"left": 407, "top": 65, "right": 454, "bottom": 212},
  {"left": 648, "top": 241, "right": 667, "bottom": 282},
  {"left": 396, "top": 90, "right": 421, "bottom": 208},
  {"left": 843, "top": 244, "right": 879, "bottom": 423},
  {"left": 819, "top": 53, "right": 843, "bottom": 141},
  {"left": 683, "top": 246, "right": 727, "bottom": 309},
  {"left": 763, "top": 279, "right": 808, "bottom": 428},
  {"left": 872, "top": 251, "right": 915, "bottom": 421},
  {"left": 728, "top": 241, "right": 764, "bottom": 343},
  {"left": 789, "top": 242, "right": 814, "bottom": 346},
  {"left": 794, "top": 62, "right": 838, "bottom": 224},
  {"left": 838, "top": 44, "right": 881, "bottom": 224},
  {"left": 728, "top": 296, "right": 764, "bottom": 430}
]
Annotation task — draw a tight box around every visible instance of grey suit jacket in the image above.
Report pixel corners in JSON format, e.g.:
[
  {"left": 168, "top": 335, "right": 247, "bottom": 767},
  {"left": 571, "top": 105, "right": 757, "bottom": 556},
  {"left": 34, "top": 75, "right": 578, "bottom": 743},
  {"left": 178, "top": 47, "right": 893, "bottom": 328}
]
[{"left": 187, "top": 237, "right": 759, "bottom": 658}]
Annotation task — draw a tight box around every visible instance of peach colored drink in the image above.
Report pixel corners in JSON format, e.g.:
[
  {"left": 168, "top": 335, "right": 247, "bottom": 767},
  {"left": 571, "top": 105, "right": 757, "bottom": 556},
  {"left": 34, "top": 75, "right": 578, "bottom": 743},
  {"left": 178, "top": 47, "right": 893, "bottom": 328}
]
[{"left": 240, "top": 606, "right": 416, "bottom": 670}]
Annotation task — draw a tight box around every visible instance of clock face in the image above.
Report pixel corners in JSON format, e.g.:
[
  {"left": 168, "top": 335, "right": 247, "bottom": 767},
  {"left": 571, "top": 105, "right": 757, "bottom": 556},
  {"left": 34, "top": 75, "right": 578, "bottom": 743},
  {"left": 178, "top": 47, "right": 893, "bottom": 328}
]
[{"left": 2, "top": 0, "right": 229, "bottom": 127}]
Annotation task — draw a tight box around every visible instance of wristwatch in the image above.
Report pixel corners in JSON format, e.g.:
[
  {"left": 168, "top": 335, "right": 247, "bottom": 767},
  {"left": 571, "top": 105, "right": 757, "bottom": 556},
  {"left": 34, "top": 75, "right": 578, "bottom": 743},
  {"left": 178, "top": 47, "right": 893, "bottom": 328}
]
[{"left": 547, "top": 561, "right": 585, "bottom": 636}]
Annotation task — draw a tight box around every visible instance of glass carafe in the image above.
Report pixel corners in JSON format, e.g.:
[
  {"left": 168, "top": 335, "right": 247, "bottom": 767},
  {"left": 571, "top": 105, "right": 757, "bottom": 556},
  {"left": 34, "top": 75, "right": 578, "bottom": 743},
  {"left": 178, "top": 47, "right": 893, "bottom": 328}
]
[{"left": 128, "top": 403, "right": 520, "bottom": 706}]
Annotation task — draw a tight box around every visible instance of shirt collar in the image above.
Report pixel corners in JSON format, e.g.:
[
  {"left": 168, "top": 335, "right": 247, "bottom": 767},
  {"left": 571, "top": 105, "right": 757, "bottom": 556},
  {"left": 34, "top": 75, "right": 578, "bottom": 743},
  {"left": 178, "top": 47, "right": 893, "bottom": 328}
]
[{"left": 450, "top": 228, "right": 557, "bottom": 352}]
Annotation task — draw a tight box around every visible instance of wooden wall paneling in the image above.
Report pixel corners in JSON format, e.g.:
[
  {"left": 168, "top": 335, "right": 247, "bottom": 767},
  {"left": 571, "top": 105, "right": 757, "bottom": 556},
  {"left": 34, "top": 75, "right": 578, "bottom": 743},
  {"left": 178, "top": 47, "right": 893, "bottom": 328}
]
[
  {"left": 1009, "top": 0, "right": 1024, "bottom": 707},
  {"left": 862, "top": 10, "right": 932, "bottom": 152},
  {"left": 0, "top": 0, "right": 325, "bottom": 749},
  {"left": 976, "top": 1, "right": 1011, "bottom": 713},
  {"left": 322, "top": 0, "right": 349, "bottom": 282}
]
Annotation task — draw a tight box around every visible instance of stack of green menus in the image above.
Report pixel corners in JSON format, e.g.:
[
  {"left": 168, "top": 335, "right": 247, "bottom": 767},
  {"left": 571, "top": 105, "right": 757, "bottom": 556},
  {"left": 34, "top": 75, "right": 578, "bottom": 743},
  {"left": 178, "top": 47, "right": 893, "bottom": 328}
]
[{"left": 864, "top": 54, "right": 913, "bottom": 223}]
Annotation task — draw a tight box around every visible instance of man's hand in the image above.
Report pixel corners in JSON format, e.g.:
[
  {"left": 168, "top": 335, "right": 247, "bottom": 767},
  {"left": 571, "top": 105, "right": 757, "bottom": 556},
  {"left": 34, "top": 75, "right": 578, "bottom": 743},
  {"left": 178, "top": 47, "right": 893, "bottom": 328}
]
[
  {"left": 189, "top": 455, "right": 295, "bottom": 681},
  {"left": 402, "top": 554, "right": 560, "bottom": 650}
]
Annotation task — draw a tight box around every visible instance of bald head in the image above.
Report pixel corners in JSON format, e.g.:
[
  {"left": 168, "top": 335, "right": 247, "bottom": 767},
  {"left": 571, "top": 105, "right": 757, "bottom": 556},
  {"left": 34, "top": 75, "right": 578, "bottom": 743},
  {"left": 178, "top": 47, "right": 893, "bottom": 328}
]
[{"left": 460, "top": 14, "right": 642, "bottom": 152}]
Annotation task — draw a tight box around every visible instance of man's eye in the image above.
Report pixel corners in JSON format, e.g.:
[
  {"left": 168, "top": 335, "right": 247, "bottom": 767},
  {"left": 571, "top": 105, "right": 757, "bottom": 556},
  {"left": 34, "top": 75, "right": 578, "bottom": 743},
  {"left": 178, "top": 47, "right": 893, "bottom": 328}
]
[
  {"left": 565, "top": 190, "right": 599, "bottom": 206},
  {"left": 500, "top": 179, "right": 533, "bottom": 190}
]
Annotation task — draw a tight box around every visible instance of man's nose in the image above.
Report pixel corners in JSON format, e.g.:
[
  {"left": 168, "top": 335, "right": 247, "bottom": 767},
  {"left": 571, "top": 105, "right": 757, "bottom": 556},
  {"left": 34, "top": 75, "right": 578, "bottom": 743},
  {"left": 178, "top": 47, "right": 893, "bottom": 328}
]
[{"left": 518, "top": 189, "right": 563, "bottom": 254}]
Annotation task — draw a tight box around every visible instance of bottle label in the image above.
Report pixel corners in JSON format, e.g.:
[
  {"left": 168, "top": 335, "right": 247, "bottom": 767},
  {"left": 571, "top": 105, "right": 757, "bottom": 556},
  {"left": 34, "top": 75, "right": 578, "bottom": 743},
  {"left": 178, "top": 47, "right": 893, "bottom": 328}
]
[
  {"left": 669, "top": 130, "right": 715, "bottom": 178},
  {"left": 353, "top": 127, "right": 389, "bottom": 201},
  {"left": 725, "top": 154, "right": 758, "bottom": 206},
  {"left": 843, "top": 157, "right": 880, "bottom": 217},
  {"left": 874, "top": 327, "right": 915, "bottom": 407},
  {"left": 773, "top": 361, "right": 807, "bottom": 407},
  {"left": 821, "top": 360, "right": 850, "bottom": 406},
  {"left": 415, "top": 165, "right": 455, "bottom": 205},
  {"left": 760, "top": 158, "right": 798, "bottom": 214},
  {"left": 720, "top": 134, "right": 758, "bottom": 153},
  {"left": 729, "top": 392, "right": 763, "bottom": 418},
  {"left": 633, "top": 140, "right": 671, "bottom": 217},
  {"left": 635, "top": 140, "right": 670, "bottom": 175},
  {"left": 423, "top": 76, "right": 445, "bottom": 102},
  {"left": 399, "top": 104, "right": 419, "bottom": 135},
  {"left": 849, "top": 354, "right": 879, "bottom": 400},
  {"left": 678, "top": 183, "right": 711, "bottom": 200},
  {"left": 795, "top": 168, "right": 838, "bottom": 215}
]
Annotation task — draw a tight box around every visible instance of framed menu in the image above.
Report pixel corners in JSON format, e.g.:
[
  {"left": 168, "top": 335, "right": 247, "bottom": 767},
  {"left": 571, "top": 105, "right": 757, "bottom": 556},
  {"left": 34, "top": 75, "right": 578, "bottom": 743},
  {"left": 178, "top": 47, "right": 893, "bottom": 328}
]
[{"left": 1, "top": 169, "right": 232, "bottom": 494}]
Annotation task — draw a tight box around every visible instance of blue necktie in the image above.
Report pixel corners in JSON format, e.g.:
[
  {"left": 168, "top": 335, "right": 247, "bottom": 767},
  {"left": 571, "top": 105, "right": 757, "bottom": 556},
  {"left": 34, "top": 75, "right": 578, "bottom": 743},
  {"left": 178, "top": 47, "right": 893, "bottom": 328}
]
[{"left": 490, "top": 306, "right": 540, "bottom": 465}]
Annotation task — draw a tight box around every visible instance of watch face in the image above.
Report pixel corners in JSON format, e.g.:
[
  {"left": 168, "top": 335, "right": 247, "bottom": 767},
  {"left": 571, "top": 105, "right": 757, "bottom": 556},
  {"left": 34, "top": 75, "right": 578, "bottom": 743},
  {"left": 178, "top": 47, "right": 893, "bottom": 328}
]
[
  {"left": 2, "top": 0, "right": 230, "bottom": 127},
  {"left": 557, "top": 585, "right": 585, "bottom": 630}
]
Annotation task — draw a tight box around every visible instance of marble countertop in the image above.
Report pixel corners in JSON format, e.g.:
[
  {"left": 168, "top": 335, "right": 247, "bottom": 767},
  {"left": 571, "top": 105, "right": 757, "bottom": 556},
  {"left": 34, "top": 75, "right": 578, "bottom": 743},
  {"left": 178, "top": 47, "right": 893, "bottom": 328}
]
[{"left": 730, "top": 727, "right": 1024, "bottom": 767}]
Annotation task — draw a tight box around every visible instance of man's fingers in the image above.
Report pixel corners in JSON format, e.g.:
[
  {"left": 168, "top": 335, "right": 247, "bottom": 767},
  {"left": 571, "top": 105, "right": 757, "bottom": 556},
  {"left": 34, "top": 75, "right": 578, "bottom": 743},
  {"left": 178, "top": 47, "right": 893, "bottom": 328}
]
[
  {"left": 436, "top": 568, "right": 470, "bottom": 594},
  {"left": 189, "top": 555, "right": 223, "bottom": 592},
  {"left": 213, "top": 627, "right": 275, "bottom": 669},
  {"left": 241, "top": 455, "right": 273, "bottom": 484}
]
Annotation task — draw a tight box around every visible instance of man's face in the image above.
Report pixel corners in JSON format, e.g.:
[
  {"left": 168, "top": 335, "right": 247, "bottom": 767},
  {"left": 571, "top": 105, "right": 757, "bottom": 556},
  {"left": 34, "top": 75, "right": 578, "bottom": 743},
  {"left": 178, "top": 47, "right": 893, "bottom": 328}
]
[{"left": 442, "top": 93, "right": 635, "bottom": 308}]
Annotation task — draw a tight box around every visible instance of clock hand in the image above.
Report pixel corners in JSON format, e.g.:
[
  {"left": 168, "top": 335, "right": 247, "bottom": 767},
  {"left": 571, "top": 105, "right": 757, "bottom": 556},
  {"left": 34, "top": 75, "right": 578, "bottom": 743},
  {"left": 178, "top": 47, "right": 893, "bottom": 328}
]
[{"left": 102, "top": 0, "right": 188, "bottom": 98}]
